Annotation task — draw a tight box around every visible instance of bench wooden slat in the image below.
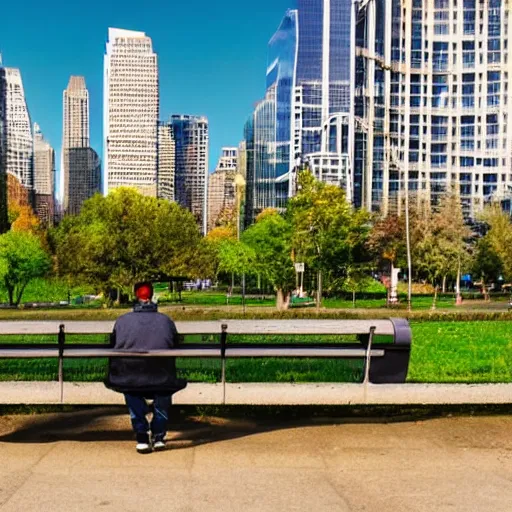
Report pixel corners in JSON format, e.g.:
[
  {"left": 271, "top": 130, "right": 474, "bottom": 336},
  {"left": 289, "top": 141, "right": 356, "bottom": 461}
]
[
  {"left": 0, "top": 319, "right": 396, "bottom": 336},
  {"left": 0, "top": 347, "right": 385, "bottom": 358}
]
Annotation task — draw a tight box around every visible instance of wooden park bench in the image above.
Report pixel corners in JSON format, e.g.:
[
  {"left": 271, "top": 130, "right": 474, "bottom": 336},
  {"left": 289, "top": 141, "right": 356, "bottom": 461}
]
[{"left": 0, "top": 319, "right": 412, "bottom": 403}]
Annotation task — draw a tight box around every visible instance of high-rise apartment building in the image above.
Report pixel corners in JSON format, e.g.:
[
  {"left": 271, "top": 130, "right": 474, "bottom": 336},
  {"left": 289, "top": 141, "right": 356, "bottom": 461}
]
[
  {"left": 354, "top": 0, "right": 512, "bottom": 218},
  {"left": 67, "top": 147, "right": 101, "bottom": 215},
  {"left": 157, "top": 121, "right": 175, "bottom": 202},
  {"left": 0, "top": 68, "right": 7, "bottom": 233},
  {"left": 207, "top": 147, "right": 238, "bottom": 232},
  {"left": 2, "top": 67, "right": 33, "bottom": 199},
  {"left": 33, "top": 123, "right": 55, "bottom": 226},
  {"left": 171, "top": 115, "right": 209, "bottom": 234},
  {"left": 104, "top": 28, "right": 159, "bottom": 197},
  {"left": 62, "top": 76, "right": 89, "bottom": 211}
]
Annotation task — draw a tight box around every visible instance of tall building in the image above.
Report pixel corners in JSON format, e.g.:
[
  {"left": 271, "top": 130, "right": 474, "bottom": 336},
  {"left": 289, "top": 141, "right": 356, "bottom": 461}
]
[
  {"left": 104, "top": 28, "right": 159, "bottom": 197},
  {"left": 62, "top": 76, "right": 89, "bottom": 211},
  {"left": 0, "top": 67, "right": 7, "bottom": 233},
  {"left": 33, "top": 123, "right": 55, "bottom": 226},
  {"left": 243, "top": 116, "right": 255, "bottom": 228},
  {"left": 245, "top": 0, "right": 353, "bottom": 222},
  {"left": 207, "top": 147, "right": 238, "bottom": 232},
  {"left": 2, "top": 67, "right": 33, "bottom": 199},
  {"left": 354, "top": 0, "right": 512, "bottom": 218},
  {"left": 171, "top": 115, "right": 209, "bottom": 234},
  {"left": 67, "top": 147, "right": 101, "bottom": 215},
  {"left": 157, "top": 121, "right": 175, "bottom": 202}
]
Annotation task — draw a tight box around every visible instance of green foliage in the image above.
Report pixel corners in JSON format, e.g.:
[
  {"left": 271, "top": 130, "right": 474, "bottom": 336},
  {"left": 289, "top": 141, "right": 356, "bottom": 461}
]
[
  {"left": 242, "top": 211, "right": 295, "bottom": 307},
  {"left": 472, "top": 237, "right": 502, "bottom": 285},
  {"left": 51, "top": 188, "right": 203, "bottom": 297},
  {"left": 288, "top": 171, "right": 370, "bottom": 274},
  {"left": 0, "top": 231, "right": 51, "bottom": 306},
  {"left": 217, "top": 239, "right": 256, "bottom": 275},
  {"left": 478, "top": 204, "right": 512, "bottom": 282}
]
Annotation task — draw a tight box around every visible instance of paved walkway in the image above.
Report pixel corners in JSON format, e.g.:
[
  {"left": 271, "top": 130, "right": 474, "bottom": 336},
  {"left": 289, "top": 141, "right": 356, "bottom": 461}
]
[{"left": 1, "top": 411, "right": 512, "bottom": 511}]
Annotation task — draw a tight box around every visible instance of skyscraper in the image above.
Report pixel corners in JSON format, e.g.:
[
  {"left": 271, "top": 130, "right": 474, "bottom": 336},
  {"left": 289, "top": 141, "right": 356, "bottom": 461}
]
[
  {"left": 2, "top": 67, "right": 33, "bottom": 199},
  {"left": 245, "top": 0, "right": 354, "bottom": 221},
  {"left": 157, "top": 121, "right": 176, "bottom": 202},
  {"left": 207, "top": 147, "right": 238, "bottom": 232},
  {"left": 33, "top": 123, "right": 55, "bottom": 226},
  {"left": 171, "top": 115, "right": 209, "bottom": 234},
  {"left": 62, "top": 76, "right": 89, "bottom": 212},
  {"left": 67, "top": 147, "right": 101, "bottom": 215},
  {"left": 104, "top": 28, "right": 159, "bottom": 197},
  {"left": 0, "top": 67, "right": 7, "bottom": 233},
  {"left": 355, "top": 0, "right": 512, "bottom": 218}
]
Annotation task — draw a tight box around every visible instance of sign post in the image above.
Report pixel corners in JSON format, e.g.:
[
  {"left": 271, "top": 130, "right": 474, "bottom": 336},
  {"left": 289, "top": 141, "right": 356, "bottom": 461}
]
[{"left": 295, "top": 263, "right": 305, "bottom": 297}]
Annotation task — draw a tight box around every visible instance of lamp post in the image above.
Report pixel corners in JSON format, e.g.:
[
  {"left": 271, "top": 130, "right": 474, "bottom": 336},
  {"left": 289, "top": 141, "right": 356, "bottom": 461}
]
[
  {"left": 390, "top": 149, "right": 412, "bottom": 312},
  {"left": 235, "top": 173, "right": 246, "bottom": 313}
]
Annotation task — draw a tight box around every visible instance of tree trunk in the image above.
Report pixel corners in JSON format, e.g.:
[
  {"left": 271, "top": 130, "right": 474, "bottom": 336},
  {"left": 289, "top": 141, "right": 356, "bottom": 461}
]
[
  {"left": 276, "top": 289, "right": 290, "bottom": 311},
  {"left": 431, "top": 284, "right": 438, "bottom": 310},
  {"left": 352, "top": 290, "right": 356, "bottom": 308},
  {"left": 5, "top": 280, "right": 14, "bottom": 306},
  {"left": 442, "top": 275, "right": 447, "bottom": 294},
  {"left": 15, "top": 282, "right": 28, "bottom": 307},
  {"left": 481, "top": 279, "right": 489, "bottom": 301},
  {"left": 316, "top": 271, "right": 323, "bottom": 309}
]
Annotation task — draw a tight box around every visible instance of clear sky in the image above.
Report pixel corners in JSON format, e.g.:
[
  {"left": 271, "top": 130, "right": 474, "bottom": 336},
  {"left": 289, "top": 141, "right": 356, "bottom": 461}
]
[{"left": 1, "top": 0, "right": 292, "bottom": 196}]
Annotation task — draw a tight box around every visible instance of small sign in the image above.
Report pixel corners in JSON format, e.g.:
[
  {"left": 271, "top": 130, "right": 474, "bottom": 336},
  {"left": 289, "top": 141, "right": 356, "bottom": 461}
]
[{"left": 295, "top": 263, "right": 305, "bottom": 273}]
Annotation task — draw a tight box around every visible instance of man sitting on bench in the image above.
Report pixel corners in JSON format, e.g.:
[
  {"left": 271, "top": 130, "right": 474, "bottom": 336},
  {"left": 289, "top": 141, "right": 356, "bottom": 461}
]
[{"left": 105, "top": 282, "right": 187, "bottom": 454}]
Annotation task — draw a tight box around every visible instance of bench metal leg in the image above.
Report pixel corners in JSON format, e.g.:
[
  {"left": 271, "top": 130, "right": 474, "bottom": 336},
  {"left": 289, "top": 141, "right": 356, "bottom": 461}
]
[
  {"left": 363, "top": 326, "right": 376, "bottom": 402},
  {"left": 58, "top": 324, "right": 65, "bottom": 404}
]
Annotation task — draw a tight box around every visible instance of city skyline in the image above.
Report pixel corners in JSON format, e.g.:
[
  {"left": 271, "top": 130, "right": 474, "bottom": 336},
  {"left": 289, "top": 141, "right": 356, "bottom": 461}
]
[{"left": 0, "top": 0, "right": 293, "bottom": 201}]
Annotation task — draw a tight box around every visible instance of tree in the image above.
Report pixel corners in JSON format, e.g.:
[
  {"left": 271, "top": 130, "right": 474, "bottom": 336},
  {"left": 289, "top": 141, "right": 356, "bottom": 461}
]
[
  {"left": 479, "top": 204, "right": 512, "bottom": 281},
  {"left": 366, "top": 214, "right": 406, "bottom": 273},
  {"left": 51, "top": 188, "right": 203, "bottom": 301},
  {"left": 0, "top": 231, "right": 51, "bottom": 306},
  {"left": 242, "top": 210, "right": 295, "bottom": 310},
  {"left": 472, "top": 237, "right": 502, "bottom": 300},
  {"left": 217, "top": 239, "right": 255, "bottom": 276},
  {"left": 288, "top": 170, "right": 370, "bottom": 308},
  {"left": 411, "top": 195, "right": 472, "bottom": 308}
]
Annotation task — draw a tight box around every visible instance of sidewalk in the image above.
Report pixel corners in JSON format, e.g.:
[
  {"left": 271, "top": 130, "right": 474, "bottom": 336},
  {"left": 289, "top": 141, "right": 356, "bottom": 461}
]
[{"left": 1, "top": 411, "right": 512, "bottom": 511}]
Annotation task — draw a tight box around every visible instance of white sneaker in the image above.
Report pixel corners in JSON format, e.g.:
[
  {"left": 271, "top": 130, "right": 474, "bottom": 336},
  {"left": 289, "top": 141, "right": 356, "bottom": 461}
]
[
  {"left": 136, "top": 442, "right": 152, "bottom": 454},
  {"left": 153, "top": 440, "right": 166, "bottom": 452}
]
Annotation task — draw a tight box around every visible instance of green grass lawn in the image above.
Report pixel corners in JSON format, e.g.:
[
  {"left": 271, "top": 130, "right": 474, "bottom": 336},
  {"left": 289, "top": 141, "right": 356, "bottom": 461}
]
[
  {"left": 163, "top": 291, "right": 461, "bottom": 310},
  {"left": 0, "top": 278, "right": 95, "bottom": 305},
  {"left": 1, "top": 321, "right": 511, "bottom": 384}
]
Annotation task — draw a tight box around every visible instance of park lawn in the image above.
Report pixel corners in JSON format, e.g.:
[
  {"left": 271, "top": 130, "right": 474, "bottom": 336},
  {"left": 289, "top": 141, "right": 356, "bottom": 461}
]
[
  {"left": 0, "top": 321, "right": 511, "bottom": 384},
  {"left": 0, "top": 278, "right": 96, "bottom": 305},
  {"left": 323, "top": 295, "right": 457, "bottom": 310}
]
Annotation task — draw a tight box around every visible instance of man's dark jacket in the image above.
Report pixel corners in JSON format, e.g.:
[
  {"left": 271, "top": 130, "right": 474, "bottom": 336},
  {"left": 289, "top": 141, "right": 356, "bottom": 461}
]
[{"left": 104, "top": 303, "right": 187, "bottom": 395}]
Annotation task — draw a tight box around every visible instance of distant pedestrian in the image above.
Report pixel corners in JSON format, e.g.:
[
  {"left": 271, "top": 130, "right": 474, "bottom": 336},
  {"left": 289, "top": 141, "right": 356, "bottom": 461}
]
[{"left": 105, "top": 281, "right": 187, "bottom": 453}]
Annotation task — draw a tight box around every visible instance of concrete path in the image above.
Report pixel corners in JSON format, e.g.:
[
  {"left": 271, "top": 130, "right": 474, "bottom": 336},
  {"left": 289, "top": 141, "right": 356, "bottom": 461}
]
[
  {"left": 2, "top": 381, "right": 512, "bottom": 405},
  {"left": 1, "top": 411, "right": 512, "bottom": 511}
]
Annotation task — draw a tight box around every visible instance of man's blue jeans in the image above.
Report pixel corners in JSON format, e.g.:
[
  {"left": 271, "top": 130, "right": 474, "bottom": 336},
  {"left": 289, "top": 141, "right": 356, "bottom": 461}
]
[{"left": 124, "top": 393, "right": 172, "bottom": 442}]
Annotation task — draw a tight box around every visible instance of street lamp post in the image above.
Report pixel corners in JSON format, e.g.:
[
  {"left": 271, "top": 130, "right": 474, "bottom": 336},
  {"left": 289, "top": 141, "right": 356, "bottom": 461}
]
[
  {"left": 391, "top": 149, "right": 412, "bottom": 312},
  {"left": 235, "top": 173, "right": 246, "bottom": 314}
]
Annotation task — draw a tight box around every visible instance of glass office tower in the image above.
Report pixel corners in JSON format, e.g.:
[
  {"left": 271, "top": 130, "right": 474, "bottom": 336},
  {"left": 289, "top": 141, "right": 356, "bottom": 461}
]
[{"left": 246, "top": 0, "right": 354, "bottom": 221}]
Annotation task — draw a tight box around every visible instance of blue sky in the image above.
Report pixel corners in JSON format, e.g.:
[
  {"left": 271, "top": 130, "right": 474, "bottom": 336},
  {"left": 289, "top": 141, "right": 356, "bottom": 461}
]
[{"left": 1, "top": 0, "right": 291, "bottom": 195}]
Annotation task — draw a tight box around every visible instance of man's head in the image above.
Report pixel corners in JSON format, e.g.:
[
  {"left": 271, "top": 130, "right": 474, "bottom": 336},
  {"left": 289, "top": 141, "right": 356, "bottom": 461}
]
[{"left": 134, "top": 282, "right": 153, "bottom": 303}]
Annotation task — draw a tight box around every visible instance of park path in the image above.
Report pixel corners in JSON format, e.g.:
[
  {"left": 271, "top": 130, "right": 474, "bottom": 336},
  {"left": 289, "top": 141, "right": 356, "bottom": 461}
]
[{"left": 1, "top": 411, "right": 512, "bottom": 511}]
